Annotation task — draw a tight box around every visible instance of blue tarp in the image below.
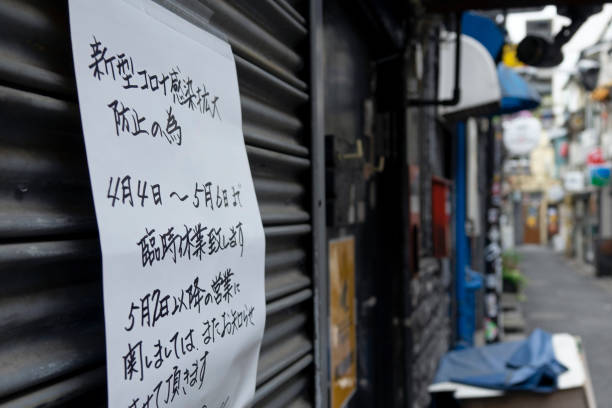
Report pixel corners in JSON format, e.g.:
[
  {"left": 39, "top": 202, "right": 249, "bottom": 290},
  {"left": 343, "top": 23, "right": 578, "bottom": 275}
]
[{"left": 433, "top": 329, "right": 567, "bottom": 393}]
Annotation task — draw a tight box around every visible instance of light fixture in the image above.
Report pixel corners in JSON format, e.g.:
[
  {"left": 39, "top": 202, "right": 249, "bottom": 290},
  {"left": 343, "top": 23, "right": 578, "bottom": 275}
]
[
  {"left": 516, "top": 5, "right": 602, "bottom": 68},
  {"left": 516, "top": 35, "right": 563, "bottom": 67}
]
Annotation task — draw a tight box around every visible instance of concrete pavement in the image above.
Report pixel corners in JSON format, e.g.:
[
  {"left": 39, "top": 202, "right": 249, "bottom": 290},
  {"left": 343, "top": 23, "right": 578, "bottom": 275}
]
[{"left": 519, "top": 245, "right": 612, "bottom": 408}]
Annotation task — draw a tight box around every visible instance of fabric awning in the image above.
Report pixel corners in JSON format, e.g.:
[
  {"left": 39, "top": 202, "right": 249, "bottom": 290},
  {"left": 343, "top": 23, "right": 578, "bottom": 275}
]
[
  {"left": 438, "top": 33, "right": 501, "bottom": 120},
  {"left": 462, "top": 12, "right": 504, "bottom": 60},
  {"left": 462, "top": 12, "right": 541, "bottom": 115},
  {"left": 498, "top": 63, "right": 541, "bottom": 114}
]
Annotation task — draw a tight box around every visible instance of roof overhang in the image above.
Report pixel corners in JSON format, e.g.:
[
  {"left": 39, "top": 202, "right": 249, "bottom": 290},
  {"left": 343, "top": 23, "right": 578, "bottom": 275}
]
[
  {"left": 438, "top": 33, "right": 501, "bottom": 121},
  {"left": 498, "top": 64, "right": 541, "bottom": 114}
]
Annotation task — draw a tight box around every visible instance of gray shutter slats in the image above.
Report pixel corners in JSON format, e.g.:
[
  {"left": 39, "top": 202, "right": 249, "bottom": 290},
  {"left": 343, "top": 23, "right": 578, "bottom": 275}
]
[
  {"left": 272, "top": 0, "right": 307, "bottom": 27},
  {"left": 0, "top": 1, "right": 73, "bottom": 98},
  {"left": 265, "top": 289, "right": 312, "bottom": 315},
  {"left": 266, "top": 268, "right": 310, "bottom": 301},
  {"left": 265, "top": 224, "right": 310, "bottom": 307},
  {"left": 256, "top": 292, "right": 312, "bottom": 385},
  {"left": 0, "top": 57, "right": 73, "bottom": 100},
  {"left": 0, "top": 283, "right": 101, "bottom": 340},
  {"left": 241, "top": 96, "right": 304, "bottom": 140},
  {"left": 251, "top": 355, "right": 312, "bottom": 407},
  {"left": 235, "top": 56, "right": 308, "bottom": 108},
  {"left": 0, "top": 145, "right": 87, "bottom": 182},
  {"left": 0, "top": 321, "right": 105, "bottom": 399},
  {"left": 0, "top": 203, "right": 95, "bottom": 240},
  {"left": 0, "top": 0, "right": 313, "bottom": 406},
  {"left": 0, "top": 367, "right": 105, "bottom": 408},
  {"left": 243, "top": 123, "right": 309, "bottom": 157},
  {"left": 0, "top": 86, "right": 79, "bottom": 131},
  {"left": 257, "top": 333, "right": 312, "bottom": 386},
  {"left": 242, "top": 96, "right": 307, "bottom": 157},
  {"left": 0, "top": 240, "right": 100, "bottom": 298},
  {"left": 227, "top": 0, "right": 307, "bottom": 42},
  {"left": 202, "top": 0, "right": 306, "bottom": 90}
]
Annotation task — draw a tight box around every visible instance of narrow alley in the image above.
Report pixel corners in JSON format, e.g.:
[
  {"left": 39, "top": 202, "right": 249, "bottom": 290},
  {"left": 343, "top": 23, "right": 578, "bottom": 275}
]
[
  {"left": 521, "top": 246, "right": 612, "bottom": 407},
  {"left": 5, "top": 1, "right": 612, "bottom": 408}
]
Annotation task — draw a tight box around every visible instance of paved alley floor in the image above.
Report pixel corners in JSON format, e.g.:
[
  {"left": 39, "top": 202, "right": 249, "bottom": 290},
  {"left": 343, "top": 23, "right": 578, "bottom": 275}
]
[{"left": 519, "top": 245, "right": 612, "bottom": 407}]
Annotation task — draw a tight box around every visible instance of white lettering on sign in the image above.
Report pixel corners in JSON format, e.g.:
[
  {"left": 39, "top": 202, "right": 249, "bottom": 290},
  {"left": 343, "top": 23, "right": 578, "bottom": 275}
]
[{"left": 68, "top": 1, "right": 266, "bottom": 407}]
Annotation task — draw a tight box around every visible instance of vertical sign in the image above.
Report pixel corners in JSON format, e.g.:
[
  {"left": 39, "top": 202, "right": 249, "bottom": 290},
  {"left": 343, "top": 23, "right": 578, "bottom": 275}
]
[
  {"left": 484, "top": 121, "right": 502, "bottom": 343},
  {"left": 68, "top": 1, "right": 266, "bottom": 407},
  {"left": 329, "top": 238, "right": 357, "bottom": 408}
]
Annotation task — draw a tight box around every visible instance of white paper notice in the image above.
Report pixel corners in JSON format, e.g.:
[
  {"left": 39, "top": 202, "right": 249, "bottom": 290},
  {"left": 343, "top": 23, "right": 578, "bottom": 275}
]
[{"left": 68, "top": 1, "right": 266, "bottom": 407}]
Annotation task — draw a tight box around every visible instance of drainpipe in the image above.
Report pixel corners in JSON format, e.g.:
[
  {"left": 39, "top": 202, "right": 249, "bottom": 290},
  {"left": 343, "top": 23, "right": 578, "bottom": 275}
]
[{"left": 455, "top": 121, "right": 471, "bottom": 347}]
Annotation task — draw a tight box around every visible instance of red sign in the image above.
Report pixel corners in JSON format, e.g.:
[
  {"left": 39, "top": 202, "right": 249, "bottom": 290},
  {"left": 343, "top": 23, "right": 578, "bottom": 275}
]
[{"left": 587, "top": 147, "right": 605, "bottom": 165}]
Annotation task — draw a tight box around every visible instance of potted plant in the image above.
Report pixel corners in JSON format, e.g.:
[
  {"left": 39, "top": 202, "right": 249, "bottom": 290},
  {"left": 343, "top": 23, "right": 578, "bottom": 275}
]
[{"left": 502, "top": 250, "right": 527, "bottom": 294}]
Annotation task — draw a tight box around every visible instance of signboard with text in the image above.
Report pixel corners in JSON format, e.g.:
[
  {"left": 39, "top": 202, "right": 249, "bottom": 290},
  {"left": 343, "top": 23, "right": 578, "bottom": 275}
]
[
  {"left": 590, "top": 165, "right": 611, "bottom": 187},
  {"left": 503, "top": 116, "right": 541, "bottom": 156},
  {"left": 564, "top": 171, "right": 585, "bottom": 192},
  {"left": 69, "top": 1, "right": 266, "bottom": 406},
  {"left": 329, "top": 238, "right": 357, "bottom": 408}
]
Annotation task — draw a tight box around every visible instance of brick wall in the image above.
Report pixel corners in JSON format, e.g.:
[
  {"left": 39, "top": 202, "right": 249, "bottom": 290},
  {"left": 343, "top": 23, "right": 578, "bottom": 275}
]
[{"left": 410, "top": 257, "right": 452, "bottom": 408}]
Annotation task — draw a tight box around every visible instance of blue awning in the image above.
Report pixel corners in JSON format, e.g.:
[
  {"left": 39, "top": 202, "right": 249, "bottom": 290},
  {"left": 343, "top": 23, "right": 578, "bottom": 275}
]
[
  {"left": 438, "top": 34, "right": 501, "bottom": 119},
  {"left": 462, "top": 12, "right": 504, "bottom": 61},
  {"left": 462, "top": 12, "right": 541, "bottom": 115},
  {"left": 498, "top": 63, "right": 541, "bottom": 114}
]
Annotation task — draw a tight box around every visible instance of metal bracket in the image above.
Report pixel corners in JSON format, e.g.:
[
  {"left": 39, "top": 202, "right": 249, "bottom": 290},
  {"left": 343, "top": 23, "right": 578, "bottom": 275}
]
[
  {"left": 406, "top": 12, "right": 462, "bottom": 107},
  {"left": 364, "top": 156, "right": 385, "bottom": 178},
  {"left": 338, "top": 139, "right": 364, "bottom": 160}
]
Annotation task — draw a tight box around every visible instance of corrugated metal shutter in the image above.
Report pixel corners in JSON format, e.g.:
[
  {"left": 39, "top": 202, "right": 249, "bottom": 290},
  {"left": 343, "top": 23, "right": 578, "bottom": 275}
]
[{"left": 0, "top": 0, "right": 314, "bottom": 406}]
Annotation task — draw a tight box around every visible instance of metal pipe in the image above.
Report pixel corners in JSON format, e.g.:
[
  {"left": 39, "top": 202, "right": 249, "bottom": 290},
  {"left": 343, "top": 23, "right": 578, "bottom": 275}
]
[
  {"left": 406, "top": 12, "right": 462, "bottom": 106},
  {"left": 309, "top": 1, "right": 328, "bottom": 407}
]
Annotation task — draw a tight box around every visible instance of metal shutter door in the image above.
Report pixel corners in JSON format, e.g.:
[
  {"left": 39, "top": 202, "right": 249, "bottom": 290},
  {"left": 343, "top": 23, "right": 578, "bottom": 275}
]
[{"left": 0, "top": 0, "right": 314, "bottom": 406}]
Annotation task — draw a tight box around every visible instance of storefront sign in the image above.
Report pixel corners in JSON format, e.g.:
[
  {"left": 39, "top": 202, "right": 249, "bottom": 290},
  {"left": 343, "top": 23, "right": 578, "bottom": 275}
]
[
  {"left": 564, "top": 171, "right": 585, "bottom": 192},
  {"left": 69, "top": 1, "right": 266, "bottom": 406},
  {"left": 590, "top": 165, "right": 611, "bottom": 187},
  {"left": 587, "top": 147, "right": 605, "bottom": 165},
  {"left": 483, "top": 128, "right": 503, "bottom": 343},
  {"left": 329, "top": 238, "right": 357, "bottom": 408},
  {"left": 503, "top": 116, "right": 541, "bottom": 156},
  {"left": 547, "top": 185, "right": 564, "bottom": 203}
]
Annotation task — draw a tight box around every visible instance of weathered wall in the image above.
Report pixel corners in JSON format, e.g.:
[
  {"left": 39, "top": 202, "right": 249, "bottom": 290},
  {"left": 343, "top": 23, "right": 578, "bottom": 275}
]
[{"left": 410, "top": 257, "right": 452, "bottom": 408}]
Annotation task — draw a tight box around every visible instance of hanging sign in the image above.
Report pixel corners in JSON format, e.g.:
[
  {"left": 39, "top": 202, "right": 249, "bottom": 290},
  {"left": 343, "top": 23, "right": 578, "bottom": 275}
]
[
  {"left": 587, "top": 147, "right": 605, "bottom": 165},
  {"left": 547, "top": 185, "right": 564, "bottom": 203},
  {"left": 564, "top": 171, "right": 585, "bottom": 192},
  {"left": 502, "top": 116, "right": 541, "bottom": 156},
  {"left": 590, "top": 165, "right": 611, "bottom": 187},
  {"left": 329, "top": 238, "right": 357, "bottom": 408},
  {"left": 69, "top": 1, "right": 266, "bottom": 407},
  {"left": 483, "top": 127, "right": 503, "bottom": 343}
]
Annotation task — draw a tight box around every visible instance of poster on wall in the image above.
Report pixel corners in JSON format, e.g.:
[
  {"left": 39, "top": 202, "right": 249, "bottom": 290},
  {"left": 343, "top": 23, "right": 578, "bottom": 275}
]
[
  {"left": 69, "top": 0, "right": 266, "bottom": 406},
  {"left": 329, "top": 237, "right": 357, "bottom": 408}
]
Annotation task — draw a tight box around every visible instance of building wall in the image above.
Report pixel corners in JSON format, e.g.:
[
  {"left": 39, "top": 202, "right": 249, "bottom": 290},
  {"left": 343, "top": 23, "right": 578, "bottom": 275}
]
[
  {"left": 407, "top": 30, "right": 454, "bottom": 407},
  {"left": 410, "top": 258, "right": 451, "bottom": 408}
]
